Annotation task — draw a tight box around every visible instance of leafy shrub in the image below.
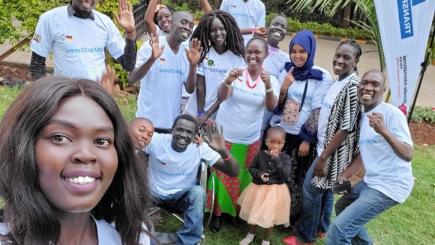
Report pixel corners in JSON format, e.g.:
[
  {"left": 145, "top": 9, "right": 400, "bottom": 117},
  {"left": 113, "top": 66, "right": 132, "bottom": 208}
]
[
  {"left": 267, "top": 14, "right": 370, "bottom": 39},
  {"left": 410, "top": 106, "right": 435, "bottom": 124}
]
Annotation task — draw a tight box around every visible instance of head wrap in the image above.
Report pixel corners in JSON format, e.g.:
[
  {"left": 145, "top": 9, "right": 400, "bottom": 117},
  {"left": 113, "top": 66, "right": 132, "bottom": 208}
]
[{"left": 284, "top": 30, "right": 323, "bottom": 81}]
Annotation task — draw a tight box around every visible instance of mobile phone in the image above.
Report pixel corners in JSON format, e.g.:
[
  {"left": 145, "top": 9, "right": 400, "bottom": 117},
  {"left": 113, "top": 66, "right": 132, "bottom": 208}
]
[{"left": 332, "top": 180, "right": 351, "bottom": 194}]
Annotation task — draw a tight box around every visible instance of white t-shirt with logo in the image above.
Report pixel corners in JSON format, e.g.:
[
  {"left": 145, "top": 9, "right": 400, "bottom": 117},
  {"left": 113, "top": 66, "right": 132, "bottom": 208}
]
[
  {"left": 316, "top": 73, "right": 357, "bottom": 155},
  {"left": 261, "top": 47, "right": 289, "bottom": 129},
  {"left": 264, "top": 46, "right": 289, "bottom": 79},
  {"left": 359, "top": 102, "right": 414, "bottom": 203},
  {"left": 135, "top": 36, "right": 189, "bottom": 129},
  {"left": 216, "top": 70, "right": 280, "bottom": 144},
  {"left": 220, "top": 0, "right": 266, "bottom": 44},
  {"left": 146, "top": 133, "right": 221, "bottom": 196},
  {"left": 30, "top": 6, "right": 125, "bottom": 81},
  {"left": 270, "top": 66, "right": 333, "bottom": 135},
  {"left": 184, "top": 48, "right": 245, "bottom": 116}
]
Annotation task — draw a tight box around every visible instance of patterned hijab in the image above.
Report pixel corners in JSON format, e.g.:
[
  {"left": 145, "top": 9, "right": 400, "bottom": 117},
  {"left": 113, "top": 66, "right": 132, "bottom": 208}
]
[{"left": 284, "top": 30, "right": 323, "bottom": 81}]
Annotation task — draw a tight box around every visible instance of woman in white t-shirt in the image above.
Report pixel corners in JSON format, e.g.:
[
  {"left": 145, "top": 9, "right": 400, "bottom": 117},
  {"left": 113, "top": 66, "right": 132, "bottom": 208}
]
[
  {"left": 284, "top": 40, "right": 363, "bottom": 245},
  {"left": 0, "top": 78, "right": 152, "bottom": 244},
  {"left": 270, "top": 30, "right": 333, "bottom": 228},
  {"left": 184, "top": 11, "right": 245, "bottom": 231},
  {"left": 211, "top": 37, "right": 279, "bottom": 231},
  {"left": 184, "top": 10, "right": 245, "bottom": 124},
  {"left": 261, "top": 15, "right": 290, "bottom": 142},
  {"left": 144, "top": 0, "right": 174, "bottom": 37}
]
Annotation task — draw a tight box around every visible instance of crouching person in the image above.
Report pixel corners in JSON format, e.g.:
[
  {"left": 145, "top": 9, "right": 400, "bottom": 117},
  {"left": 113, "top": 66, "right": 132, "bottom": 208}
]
[
  {"left": 145, "top": 114, "right": 239, "bottom": 244},
  {"left": 327, "top": 69, "right": 414, "bottom": 245}
]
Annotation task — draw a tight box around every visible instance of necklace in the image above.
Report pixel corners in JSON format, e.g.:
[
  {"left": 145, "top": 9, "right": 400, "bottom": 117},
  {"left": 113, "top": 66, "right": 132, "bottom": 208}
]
[{"left": 244, "top": 70, "right": 260, "bottom": 89}]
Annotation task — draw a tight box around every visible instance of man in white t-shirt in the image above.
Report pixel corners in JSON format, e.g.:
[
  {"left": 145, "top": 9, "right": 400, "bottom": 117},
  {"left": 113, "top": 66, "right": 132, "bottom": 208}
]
[
  {"left": 146, "top": 114, "right": 239, "bottom": 245},
  {"left": 29, "top": 0, "right": 137, "bottom": 82},
  {"left": 129, "top": 11, "right": 202, "bottom": 131},
  {"left": 220, "top": 0, "right": 267, "bottom": 44},
  {"left": 327, "top": 69, "right": 414, "bottom": 245}
]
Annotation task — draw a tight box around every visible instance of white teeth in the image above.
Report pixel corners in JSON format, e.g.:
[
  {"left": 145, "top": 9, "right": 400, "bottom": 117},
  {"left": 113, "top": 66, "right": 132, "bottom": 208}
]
[
  {"left": 67, "top": 176, "right": 96, "bottom": 185},
  {"left": 361, "top": 94, "right": 372, "bottom": 100},
  {"left": 181, "top": 32, "right": 188, "bottom": 38},
  {"left": 272, "top": 31, "right": 281, "bottom": 38}
]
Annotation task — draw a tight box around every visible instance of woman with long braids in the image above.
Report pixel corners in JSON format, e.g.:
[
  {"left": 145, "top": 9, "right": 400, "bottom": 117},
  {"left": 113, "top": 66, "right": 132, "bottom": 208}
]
[
  {"left": 182, "top": 10, "right": 245, "bottom": 232},
  {"left": 184, "top": 10, "right": 245, "bottom": 124}
]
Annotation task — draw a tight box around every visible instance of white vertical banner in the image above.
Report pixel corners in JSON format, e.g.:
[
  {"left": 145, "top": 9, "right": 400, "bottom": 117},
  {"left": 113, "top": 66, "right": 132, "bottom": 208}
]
[{"left": 374, "top": 0, "right": 434, "bottom": 114}]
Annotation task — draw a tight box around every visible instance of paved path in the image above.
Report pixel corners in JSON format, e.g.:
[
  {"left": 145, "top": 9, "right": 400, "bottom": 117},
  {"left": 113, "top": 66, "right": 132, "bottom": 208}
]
[{"left": 1, "top": 35, "right": 434, "bottom": 107}]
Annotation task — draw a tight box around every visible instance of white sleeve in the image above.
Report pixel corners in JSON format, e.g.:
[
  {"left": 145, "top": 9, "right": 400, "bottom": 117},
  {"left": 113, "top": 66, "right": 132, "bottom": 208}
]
[
  {"left": 139, "top": 223, "right": 151, "bottom": 245},
  {"left": 219, "top": 0, "right": 228, "bottom": 11},
  {"left": 311, "top": 72, "right": 333, "bottom": 109},
  {"left": 389, "top": 110, "right": 413, "bottom": 147},
  {"left": 197, "top": 63, "right": 205, "bottom": 76},
  {"left": 200, "top": 144, "right": 221, "bottom": 167},
  {"left": 256, "top": 2, "right": 266, "bottom": 27},
  {"left": 30, "top": 13, "right": 53, "bottom": 57},
  {"left": 135, "top": 41, "right": 153, "bottom": 69},
  {"left": 144, "top": 133, "right": 163, "bottom": 155},
  {"left": 278, "top": 69, "right": 287, "bottom": 85},
  {"left": 270, "top": 75, "right": 280, "bottom": 98},
  {"left": 105, "top": 18, "right": 126, "bottom": 59}
]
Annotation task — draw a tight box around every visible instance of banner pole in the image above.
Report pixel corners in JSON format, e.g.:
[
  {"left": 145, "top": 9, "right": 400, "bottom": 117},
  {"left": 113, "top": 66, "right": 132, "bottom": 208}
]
[{"left": 407, "top": 21, "right": 435, "bottom": 124}]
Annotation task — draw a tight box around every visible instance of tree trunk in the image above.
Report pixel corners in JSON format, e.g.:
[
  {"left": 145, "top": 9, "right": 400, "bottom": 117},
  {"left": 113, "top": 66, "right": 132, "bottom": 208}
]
[{"left": 342, "top": 3, "right": 351, "bottom": 28}]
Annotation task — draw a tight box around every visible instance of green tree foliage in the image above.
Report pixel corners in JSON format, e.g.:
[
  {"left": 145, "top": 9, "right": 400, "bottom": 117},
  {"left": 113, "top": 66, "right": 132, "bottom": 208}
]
[
  {"left": 0, "top": 0, "right": 139, "bottom": 44},
  {"left": 0, "top": 0, "right": 67, "bottom": 43}
]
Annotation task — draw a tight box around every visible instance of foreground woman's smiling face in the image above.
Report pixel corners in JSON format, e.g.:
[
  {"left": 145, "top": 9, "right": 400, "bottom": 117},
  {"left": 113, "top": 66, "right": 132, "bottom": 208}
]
[{"left": 35, "top": 95, "right": 118, "bottom": 214}]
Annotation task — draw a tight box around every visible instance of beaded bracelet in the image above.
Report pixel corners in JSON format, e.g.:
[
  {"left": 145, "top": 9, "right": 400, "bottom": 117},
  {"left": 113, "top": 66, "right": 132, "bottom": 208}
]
[{"left": 265, "top": 87, "right": 274, "bottom": 94}]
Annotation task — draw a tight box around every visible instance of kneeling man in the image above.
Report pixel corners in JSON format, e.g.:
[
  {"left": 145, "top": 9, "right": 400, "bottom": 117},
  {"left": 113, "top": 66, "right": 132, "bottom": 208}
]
[
  {"left": 145, "top": 114, "right": 239, "bottom": 244},
  {"left": 327, "top": 69, "right": 414, "bottom": 245}
]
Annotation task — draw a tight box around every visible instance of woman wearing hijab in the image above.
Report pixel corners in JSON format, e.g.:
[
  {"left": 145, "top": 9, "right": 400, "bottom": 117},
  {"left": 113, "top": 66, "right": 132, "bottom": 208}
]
[{"left": 269, "top": 30, "right": 332, "bottom": 228}]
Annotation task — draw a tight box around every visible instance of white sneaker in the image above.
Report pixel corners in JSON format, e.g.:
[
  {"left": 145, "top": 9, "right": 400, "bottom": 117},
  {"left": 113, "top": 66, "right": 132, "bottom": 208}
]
[
  {"left": 239, "top": 234, "right": 255, "bottom": 245},
  {"left": 261, "top": 240, "right": 270, "bottom": 245}
]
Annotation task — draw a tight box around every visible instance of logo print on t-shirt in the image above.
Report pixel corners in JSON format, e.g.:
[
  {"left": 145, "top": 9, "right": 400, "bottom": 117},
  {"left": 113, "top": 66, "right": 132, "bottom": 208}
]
[
  {"left": 160, "top": 161, "right": 166, "bottom": 166},
  {"left": 207, "top": 59, "right": 214, "bottom": 66},
  {"left": 160, "top": 57, "right": 166, "bottom": 63},
  {"left": 65, "top": 35, "right": 73, "bottom": 41},
  {"left": 33, "top": 33, "right": 41, "bottom": 42}
]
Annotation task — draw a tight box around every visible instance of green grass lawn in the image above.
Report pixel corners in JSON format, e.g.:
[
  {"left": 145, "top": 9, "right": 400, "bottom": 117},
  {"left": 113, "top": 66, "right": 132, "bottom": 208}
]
[
  {"left": 1, "top": 85, "right": 434, "bottom": 244},
  {"left": 156, "top": 145, "right": 435, "bottom": 245}
]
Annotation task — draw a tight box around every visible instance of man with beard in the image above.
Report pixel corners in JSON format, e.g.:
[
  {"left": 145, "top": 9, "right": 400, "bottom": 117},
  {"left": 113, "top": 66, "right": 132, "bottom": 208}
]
[
  {"left": 29, "top": 0, "right": 137, "bottom": 81},
  {"left": 327, "top": 69, "right": 414, "bottom": 245},
  {"left": 130, "top": 11, "right": 202, "bottom": 132},
  {"left": 145, "top": 114, "right": 239, "bottom": 244}
]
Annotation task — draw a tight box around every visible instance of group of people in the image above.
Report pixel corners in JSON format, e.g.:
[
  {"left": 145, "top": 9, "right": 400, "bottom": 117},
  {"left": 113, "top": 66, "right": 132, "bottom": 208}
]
[{"left": 0, "top": 0, "right": 415, "bottom": 245}]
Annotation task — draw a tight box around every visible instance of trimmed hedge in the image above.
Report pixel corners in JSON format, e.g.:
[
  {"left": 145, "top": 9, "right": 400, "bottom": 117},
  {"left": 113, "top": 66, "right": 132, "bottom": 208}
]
[{"left": 266, "top": 14, "right": 371, "bottom": 40}]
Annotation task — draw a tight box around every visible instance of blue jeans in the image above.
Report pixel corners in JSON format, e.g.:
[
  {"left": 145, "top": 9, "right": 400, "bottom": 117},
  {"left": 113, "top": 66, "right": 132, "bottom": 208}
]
[
  {"left": 294, "top": 158, "right": 334, "bottom": 242},
  {"left": 327, "top": 181, "right": 398, "bottom": 245},
  {"left": 152, "top": 186, "right": 205, "bottom": 245}
]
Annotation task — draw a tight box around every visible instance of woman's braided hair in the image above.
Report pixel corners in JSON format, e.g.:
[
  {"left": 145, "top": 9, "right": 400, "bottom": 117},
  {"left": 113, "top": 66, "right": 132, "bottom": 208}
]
[{"left": 191, "top": 10, "right": 245, "bottom": 63}]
